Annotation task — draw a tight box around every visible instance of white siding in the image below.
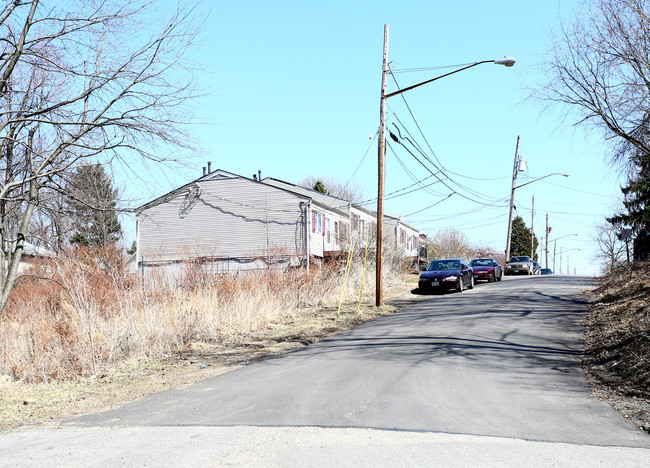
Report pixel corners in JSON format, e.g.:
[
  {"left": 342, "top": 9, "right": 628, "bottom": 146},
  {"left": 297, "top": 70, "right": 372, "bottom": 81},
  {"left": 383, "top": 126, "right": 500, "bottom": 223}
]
[
  {"left": 309, "top": 205, "right": 346, "bottom": 256},
  {"left": 137, "top": 177, "right": 308, "bottom": 264},
  {"left": 385, "top": 215, "right": 419, "bottom": 258}
]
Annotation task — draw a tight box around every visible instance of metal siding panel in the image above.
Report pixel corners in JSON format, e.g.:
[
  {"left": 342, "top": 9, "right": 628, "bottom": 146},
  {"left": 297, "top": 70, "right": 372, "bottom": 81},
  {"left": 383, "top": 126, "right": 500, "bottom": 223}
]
[{"left": 138, "top": 178, "right": 306, "bottom": 262}]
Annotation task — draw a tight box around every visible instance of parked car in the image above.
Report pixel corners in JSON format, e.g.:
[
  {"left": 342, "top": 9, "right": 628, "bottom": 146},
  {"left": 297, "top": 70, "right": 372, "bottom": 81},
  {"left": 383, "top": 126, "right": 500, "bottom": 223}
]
[
  {"left": 470, "top": 258, "right": 502, "bottom": 282},
  {"left": 418, "top": 258, "right": 474, "bottom": 293},
  {"left": 505, "top": 256, "right": 534, "bottom": 275},
  {"left": 532, "top": 261, "right": 541, "bottom": 275},
  {"left": 541, "top": 268, "right": 553, "bottom": 275}
]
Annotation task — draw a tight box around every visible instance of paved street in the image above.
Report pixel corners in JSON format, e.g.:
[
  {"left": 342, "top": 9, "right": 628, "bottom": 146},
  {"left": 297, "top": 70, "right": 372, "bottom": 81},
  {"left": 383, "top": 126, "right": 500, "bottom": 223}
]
[{"left": 2, "top": 276, "right": 649, "bottom": 467}]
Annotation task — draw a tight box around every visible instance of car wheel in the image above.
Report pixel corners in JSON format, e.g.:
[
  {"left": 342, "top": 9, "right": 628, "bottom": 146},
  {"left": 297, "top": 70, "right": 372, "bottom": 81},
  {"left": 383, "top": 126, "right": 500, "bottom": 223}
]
[
  {"left": 488, "top": 273, "right": 495, "bottom": 283},
  {"left": 468, "top": 275, "right": 474, "bottom": 289},
  {"left": 457, "top": 279, "right": 463, "bottom": 292},
  {"left": 497, "top": 273, "right": 502, "bottom": 281}
]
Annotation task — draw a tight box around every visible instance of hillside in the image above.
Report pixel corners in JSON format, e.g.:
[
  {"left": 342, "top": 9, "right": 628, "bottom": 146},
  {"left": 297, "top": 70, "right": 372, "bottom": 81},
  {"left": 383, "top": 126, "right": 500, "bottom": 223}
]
[{"left": 583, "top": 263, "right": 650, "bottom": 432}]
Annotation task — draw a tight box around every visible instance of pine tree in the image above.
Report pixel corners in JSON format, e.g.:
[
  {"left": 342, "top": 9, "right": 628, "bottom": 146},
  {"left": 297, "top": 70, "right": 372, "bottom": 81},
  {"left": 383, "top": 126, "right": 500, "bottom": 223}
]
[
  {"left": 313, "top": 180, "right": 328, "bottom": 194},
  {"left": 510, "top": 216, "right": 539, "bottom": 260},
  {"left": 67, "top": 165, "right": 122, "bottom": 246},
  {"left": 608, "top": 154, "right": 650, "bottom": 259}
]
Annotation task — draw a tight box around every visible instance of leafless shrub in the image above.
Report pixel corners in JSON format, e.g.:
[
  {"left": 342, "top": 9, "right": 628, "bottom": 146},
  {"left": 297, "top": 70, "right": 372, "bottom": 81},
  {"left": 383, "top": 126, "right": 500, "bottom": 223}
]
[{"left": 0, "top": 243, "right": 408, "bottom": 383}]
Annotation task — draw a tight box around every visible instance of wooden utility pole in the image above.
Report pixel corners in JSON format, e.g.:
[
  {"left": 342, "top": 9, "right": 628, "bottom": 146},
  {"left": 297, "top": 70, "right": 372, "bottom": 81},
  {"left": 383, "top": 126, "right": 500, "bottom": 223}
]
[
  {"left": 530, "top": 195, "right": 535, "bottom": 258},
  {"left": 505, "top": 135, "right": 521, "bottom": 262},
  {"left": 545, "top": 214, "right": 549, "bottom": 269},
  {"left": 376, "top": 24, "right": 389, "bottom": 307}
]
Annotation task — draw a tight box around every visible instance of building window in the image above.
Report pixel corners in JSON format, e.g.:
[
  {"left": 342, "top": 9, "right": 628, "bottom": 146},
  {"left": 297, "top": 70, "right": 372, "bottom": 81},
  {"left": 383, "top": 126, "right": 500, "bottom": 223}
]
[{"left": 326, "top": 218, "right": 331, "bottom": 242}]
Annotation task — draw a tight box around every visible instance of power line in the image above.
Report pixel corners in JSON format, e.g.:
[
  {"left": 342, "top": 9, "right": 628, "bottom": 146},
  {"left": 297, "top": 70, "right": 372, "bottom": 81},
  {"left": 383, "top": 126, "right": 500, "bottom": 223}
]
[
  {"left": 343, "top": 130, "right": 378, "bottom": 191},
  {"left": 404, "top": 193, "right": 453, "bottom": 217}
]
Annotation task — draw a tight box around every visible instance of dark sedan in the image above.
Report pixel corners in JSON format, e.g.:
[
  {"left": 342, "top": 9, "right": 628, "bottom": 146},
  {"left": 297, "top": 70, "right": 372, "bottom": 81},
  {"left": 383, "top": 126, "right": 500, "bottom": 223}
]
[
  {"left": 470, "top": 258, "right": 502, "bottom": 282},
  {"left": 418, "top": 258, "right": 474, "bottom": 293}
]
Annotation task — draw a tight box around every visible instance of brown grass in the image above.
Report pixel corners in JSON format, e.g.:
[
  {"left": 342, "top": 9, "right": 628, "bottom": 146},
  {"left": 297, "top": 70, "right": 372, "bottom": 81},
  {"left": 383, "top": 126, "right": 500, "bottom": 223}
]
[
  {"left": 0, "top": 245, "right": 411, "bottom": 385},
  {"left": 583, "top": 262, "right": 650, "bottom": 431}
]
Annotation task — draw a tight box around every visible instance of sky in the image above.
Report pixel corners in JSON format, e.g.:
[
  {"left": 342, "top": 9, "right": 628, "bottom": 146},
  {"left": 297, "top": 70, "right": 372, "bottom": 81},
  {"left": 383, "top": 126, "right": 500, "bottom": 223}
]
[{"left": 121, "top": 0, "right": 623, "bottom": 275}]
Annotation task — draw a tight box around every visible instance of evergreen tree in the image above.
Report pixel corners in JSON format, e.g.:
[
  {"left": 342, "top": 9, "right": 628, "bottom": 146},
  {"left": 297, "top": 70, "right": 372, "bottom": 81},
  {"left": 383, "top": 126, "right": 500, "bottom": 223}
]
[
  {"left": 510, "top": 216, "right": 539, "bottom": 260},
  {"left": 67, "top": 165, "right": 122, "bottom": 246},
  {"left": 313, "top": 180, "right": 328, "bottom": 194},
  {"left": 608, "top": 153, "right": 650, "bottom": 259}
]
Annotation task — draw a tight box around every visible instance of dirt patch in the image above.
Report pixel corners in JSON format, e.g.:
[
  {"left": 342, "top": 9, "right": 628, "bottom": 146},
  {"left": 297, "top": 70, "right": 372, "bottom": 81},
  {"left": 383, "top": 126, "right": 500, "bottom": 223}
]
[
  {"left": 0, "top": 299, "right": 405, "bottom": 430},
  {"left": 582, "top": 264, "right": 650, "bottom": 433}
]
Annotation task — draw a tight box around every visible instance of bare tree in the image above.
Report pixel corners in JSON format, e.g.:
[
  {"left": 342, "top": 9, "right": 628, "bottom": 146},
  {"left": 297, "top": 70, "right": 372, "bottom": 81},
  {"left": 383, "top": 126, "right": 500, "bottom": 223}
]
[
  {"left": 430, "top": 229, "right": 474, "bottom": 260},
  {"left": 593, "top": 222, "right": 627, "bottom": 272},
  {"left": 299, "top": 175, "right": 365, "bottom": 203},
  {"left": 538, "top": 0, "right": 650, "bottom": 258},
  {"left": 0, "top": 0, "right": 203, "bottom": 313},
  {"left": 539, "top": 0, "right": 650, "bottom": 169}
]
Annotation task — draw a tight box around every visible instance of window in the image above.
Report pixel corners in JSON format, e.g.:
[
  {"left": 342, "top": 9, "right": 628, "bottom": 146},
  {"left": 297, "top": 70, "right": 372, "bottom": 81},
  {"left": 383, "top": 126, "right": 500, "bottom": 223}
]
[
  {"left": 326, "top": 218, "right": 331, "bottom": 242},
  {"left": 340, "top": 222, "right": 349, "bottom": 241},
  {"left": 352, "top": 213, "right": 359, "bottom": 231}
]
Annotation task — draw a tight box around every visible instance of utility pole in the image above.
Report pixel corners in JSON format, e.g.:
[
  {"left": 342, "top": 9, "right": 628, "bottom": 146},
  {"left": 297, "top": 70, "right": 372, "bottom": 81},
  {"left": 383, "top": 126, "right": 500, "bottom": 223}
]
[
  {"left": 530, "top": 195, "right": 535, "bottom": 258},
  {"left": 505, "top": 135, "right": 521, "bottom": 262},
  {"left": 553, "top": 240, "right": 557, "bottom": 273},
  {"left": 376, "top": 24, "right": 389, "bottom": 307},
  {"left": 545, "top": 214, "right": 549, "bottom": 269}
]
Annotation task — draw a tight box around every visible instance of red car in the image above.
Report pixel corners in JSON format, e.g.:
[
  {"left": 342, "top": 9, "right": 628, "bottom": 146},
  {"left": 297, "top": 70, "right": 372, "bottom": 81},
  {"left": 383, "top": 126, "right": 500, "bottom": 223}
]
[{"left": 470, "top": 258, "right": 502, "bottom": 283}]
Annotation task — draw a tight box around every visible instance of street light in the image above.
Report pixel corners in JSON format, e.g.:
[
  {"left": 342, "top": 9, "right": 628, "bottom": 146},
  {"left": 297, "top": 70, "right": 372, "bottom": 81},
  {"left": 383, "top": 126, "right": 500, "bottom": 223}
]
[
  {"left": 547, "top": 233, "right": 578, "bottom": 269},
  {"left": 504, "top": 156, "right": 569, "bottom": 264},
  {"left": 375, "top": 23, "right": 515, "bottom": 306},
  {"left": 556, "top": 247, "right": 581, "bottom": 275}
]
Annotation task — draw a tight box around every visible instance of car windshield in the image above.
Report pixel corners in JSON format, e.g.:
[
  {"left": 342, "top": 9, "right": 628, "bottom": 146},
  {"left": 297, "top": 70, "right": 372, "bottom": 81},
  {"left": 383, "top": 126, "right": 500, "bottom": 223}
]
[
  {"left": 470, "top": 259, "right": 492, "bottom": 267},
  {"left": 510, "top": 256, "right": 531, "bottom": 262},
  {"left": 427, "top": 260, "right": 460, "bottom": 271}
]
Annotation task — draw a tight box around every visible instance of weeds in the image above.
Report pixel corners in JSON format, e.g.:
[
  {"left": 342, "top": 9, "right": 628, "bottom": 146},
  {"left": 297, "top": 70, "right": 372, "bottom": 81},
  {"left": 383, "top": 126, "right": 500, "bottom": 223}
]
[{"left": 0, "top": 245, "right": 409, "bottom": 383}]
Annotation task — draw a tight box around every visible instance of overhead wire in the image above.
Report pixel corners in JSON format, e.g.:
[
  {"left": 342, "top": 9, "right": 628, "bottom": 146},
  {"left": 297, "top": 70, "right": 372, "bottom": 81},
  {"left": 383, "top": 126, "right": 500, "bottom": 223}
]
[
  {"left": 343, "top": 130, "right": 378, "bottom": 191},
  {"left": 388, "top": 137, "right": 507, "bottom": 207},
  {"left": 387, "top": 69, "right": 507, "bottom": 205},
  {"left": 404, "top": 193, "right": 454, "bottom": 217}
]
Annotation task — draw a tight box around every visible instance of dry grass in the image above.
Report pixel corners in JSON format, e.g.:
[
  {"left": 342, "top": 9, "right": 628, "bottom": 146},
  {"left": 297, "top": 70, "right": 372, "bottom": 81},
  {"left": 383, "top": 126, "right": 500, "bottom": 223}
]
[
  {"left": 583, "top": 262, "right": 650, "bottom": 432},
  {"left": 0, "top": 245, "right": 416, "bottom": 429}
]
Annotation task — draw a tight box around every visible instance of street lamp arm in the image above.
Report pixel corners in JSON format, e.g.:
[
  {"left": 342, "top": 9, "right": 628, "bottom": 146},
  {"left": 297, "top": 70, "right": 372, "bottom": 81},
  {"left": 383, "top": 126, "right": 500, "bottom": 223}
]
[
  {"left": 548, "top": 233, "right": 578, "bottom": 243},
  {"left": 514, "top": 172, "right": 569, "bottom": 190},
  {"left": 384, "top": 58, "right": 514, "bottom": 99}
]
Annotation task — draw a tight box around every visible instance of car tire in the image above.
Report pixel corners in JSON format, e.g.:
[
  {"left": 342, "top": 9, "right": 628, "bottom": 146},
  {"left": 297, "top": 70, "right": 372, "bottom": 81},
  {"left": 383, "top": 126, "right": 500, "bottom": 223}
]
[
  {"left": 488, "top": 273, "right": 495, "bottom": 283},
  {"left": 468, "top": 275, "right": 474, "bottom": 289},
  {"left": 497, "top": 273, "right": 502, "bottom": 281},
  {"left": 457, "top": 279, "right": 463, "bottom": 292}
]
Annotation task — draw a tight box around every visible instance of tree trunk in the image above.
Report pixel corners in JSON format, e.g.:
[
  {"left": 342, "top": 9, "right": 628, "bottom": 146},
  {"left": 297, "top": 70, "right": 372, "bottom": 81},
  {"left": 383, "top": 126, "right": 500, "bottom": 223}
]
[{"left": 0, "top": 181, "right": 36, "bottom": 314}]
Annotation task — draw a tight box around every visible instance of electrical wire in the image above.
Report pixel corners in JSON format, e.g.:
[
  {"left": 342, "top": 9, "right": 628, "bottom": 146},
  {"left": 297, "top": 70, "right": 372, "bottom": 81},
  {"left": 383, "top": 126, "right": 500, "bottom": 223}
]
[
  {"left": 387, "top": 100, "right": 505, "bottom": 204},
  {"left": 388, "top": 138, "right": 507, "bottom": 207},
  {"left": 343, "top": 130, "right": 378, "bottom": 191},
  {"left": 404, "top": 193, "right": 454, "bottom": 217}
]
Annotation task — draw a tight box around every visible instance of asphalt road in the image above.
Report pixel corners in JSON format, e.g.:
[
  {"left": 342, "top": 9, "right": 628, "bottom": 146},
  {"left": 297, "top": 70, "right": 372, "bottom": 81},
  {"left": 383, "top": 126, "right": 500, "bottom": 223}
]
[{"left": 2, "top": 275, "right": 649, "bottom": 467}]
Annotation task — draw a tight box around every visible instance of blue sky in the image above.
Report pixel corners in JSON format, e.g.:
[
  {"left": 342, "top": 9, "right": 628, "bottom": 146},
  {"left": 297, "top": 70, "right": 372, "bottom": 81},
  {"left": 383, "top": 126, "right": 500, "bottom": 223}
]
[{"left": 122, "top": 0, "right": 623, "bottom": 275}]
